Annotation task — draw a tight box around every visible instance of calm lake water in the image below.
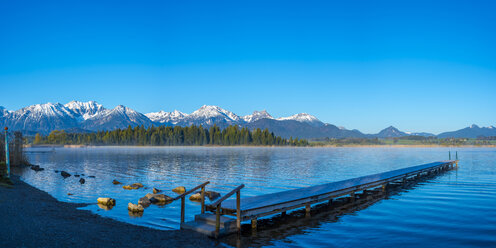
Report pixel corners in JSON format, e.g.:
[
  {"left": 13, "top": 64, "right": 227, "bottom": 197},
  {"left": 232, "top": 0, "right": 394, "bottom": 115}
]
[{"left": 18, "top": 147, "right": 496, "bottom": 247}]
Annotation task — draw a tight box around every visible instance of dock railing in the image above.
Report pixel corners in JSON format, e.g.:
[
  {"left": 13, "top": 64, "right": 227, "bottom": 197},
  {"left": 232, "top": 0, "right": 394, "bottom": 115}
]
[
  {"left": 174, "top": 181, "right": 210, "bottom": 223},
  {"left": 207, "top": 184, "right": 245, "bottom": 238}
]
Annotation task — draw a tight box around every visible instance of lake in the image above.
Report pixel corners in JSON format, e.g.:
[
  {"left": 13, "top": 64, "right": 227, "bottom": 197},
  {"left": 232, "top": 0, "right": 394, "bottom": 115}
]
[{"left": 18, "top": 147, "right": 496, "bottom": 247}]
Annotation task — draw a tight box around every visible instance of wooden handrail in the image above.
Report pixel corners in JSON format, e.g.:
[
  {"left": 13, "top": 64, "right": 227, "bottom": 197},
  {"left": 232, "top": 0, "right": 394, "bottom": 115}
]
[
  {"left": 176, "top": 181, "right": 210, "bottom": 224},
  {"left": 210, "top": 184, "right": 244, "bottom": 238},
  {"left": 173, "top": 181, "right": 210, "bottom": 201},
  {"left": 210, "top": 184, "right": 244, "bottom": 207}
]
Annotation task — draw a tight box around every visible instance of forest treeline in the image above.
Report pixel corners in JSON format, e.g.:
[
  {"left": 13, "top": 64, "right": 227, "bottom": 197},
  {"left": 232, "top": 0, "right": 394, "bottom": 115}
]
[{"left": 33, "top": 125, "right": 309, "bottom": 146}]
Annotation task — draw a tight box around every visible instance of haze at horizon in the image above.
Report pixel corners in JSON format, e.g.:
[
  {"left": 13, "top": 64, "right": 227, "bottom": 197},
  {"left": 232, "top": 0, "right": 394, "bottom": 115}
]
[{"left": 1, "top": 0, "right": 495, "bottom": 134}]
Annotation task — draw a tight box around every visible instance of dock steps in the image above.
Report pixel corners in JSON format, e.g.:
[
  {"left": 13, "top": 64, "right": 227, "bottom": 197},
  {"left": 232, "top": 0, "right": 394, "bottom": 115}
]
[{"left": 181, "top": 213, "right": 237, "bottom": 237}]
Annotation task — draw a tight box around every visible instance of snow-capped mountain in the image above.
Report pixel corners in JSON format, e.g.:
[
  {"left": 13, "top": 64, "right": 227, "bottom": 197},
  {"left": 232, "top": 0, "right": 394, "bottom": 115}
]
[
  {"left": 82, "top": 105, "right": 152, "bottom": 131},
  {"left": 242, "top": 110, "right": 273, "bottom": 122},
  {"left": 2, "top": 103, "right": 79, "bottom": 133},
  {"left": 65, "top": 100, "right": 106, "bottom": 120},
  {"left": 176, "top": 105, "right": 242, "bottom": 128},
  {"left": 1, "top": 101, "right": 493, "bottom": 139},
  {"left": 277, "top": 113, "right": 324, "bottom": 127},
  {"left": 145, "top": 110, "right": 186, "bottom": 124}
]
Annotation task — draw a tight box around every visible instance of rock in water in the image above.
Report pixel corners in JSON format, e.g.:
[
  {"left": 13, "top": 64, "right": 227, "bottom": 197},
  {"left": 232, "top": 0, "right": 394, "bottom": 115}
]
[
  {"left": 97, "top": 197, "right": 116, "bottom": 206},
  {"left": 145, "top": 193, "right": 173, "bottom": 204},
  {"left": 152, "top": 188, "right": 162, "bottom": 194},
  {"left": 172, "top": 186, "right": 186, "bottom": 194},
  {"left": 61, "top": 171, "right": 71, "bottom": 178},
  {"left": 112, "top": 179, "right": 121, "bottom": 185},
  {"left": 189, "top": 193, "right": 202, "bottom": 202},
  {"left": 131, "top": 183, "right": 144, "bottom": 188},
  {"left": 79, "top": 178, "right": 85, "bottom": 184},
  {"left": 128, "top": 203, "right": 144, "bottom": 212},
  {"left": 205, "top": 191, "right": 221, "bottom": 201},
  {"left": 88, "top": 176, "right": 95, "bottom": 178},
  {"left": 138, "top": 197, "right": 151, "bottom": 207},
  {"left": 123, "top": 183, "right": 144, "bottom": 190}
]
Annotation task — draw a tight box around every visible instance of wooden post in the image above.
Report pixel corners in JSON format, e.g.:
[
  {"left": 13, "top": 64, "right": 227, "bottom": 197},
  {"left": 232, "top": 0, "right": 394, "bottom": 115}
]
[
  {"left": 328, "top": 198, "right": 333, "bottom": 206},
  {"left": 251, "top": 218, "right": 257, "bottom": 230},
  {"left": 281, "top": 211, "right": 287, "bottom": 216},
  {"left": 4, "top": 127, "right": 10, "bottom": 179},
  {"left": 382, "top": 184, "right": 386, "bottom": 192},
  {"left": 305, "top": 204, "right": 311, "bottom": 217},
  {"left": 236, "top": 190, "right": 241, "bottom": 233},
  {"left": 181, "top": 196, "right": 185, "bottom": 223},
  {"left": 350, "top": 192, "right": 355, "bottom": 202},
  {"left": 201, "top": 186, "right": 205, "bottom": 214},
  {"left": 215, "top": 206, "right": 221, "bottom": 238},
  {"left": 449, "top": 151, "right": 451, "bottom": 160}
]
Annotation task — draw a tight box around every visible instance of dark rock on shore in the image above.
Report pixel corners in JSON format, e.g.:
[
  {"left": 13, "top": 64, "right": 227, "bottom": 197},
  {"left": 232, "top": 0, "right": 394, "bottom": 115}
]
[
  {"left": 61, "top": 171, "right": 71, "bottom": 178},
  {"left": 30, "top": 165, "right": 44, "bottom": 172}
]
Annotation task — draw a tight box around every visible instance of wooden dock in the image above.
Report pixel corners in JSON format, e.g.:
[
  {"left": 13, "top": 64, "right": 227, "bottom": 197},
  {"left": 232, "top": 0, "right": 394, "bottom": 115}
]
[{"left": 180, "top": 160, "right": 458, "bottom": 238}]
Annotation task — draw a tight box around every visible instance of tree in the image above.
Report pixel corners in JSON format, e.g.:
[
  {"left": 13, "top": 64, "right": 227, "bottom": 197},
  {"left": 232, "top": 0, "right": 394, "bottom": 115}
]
[{"left": 34, "top": 133, "right": 43, "bottom": 144}]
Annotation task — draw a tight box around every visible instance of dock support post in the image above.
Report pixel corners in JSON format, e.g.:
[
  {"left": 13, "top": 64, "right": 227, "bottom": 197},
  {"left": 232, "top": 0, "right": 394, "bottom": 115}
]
[
  {"left": 449, "top": 151, "right": 451, "bottom": 160},
  {"left": 181, "top": 196, "right": 185, "bottom": 223},
  {"left": 328, "top": 198, "right": 333, "bottom": 206},
  {"left": 281, "top": 211, "right": 286, "bottom": 216},
  {"left": 236, "top": 191, "right": 241, "bottom": 233},
  {"left": 382, "top": 184, "right": 386, "bottom": 192},
  {"left": 350, "top": 192, "right": 355, "bottom": 203},
  {"left": 215, "top": 206, "right": 221, "bottom": 238},
  {"left": 201, "top": 186, "right": 205, "bottom": 214},
  {"left": 305, "top": 204, "right": 311, "bottom": 217},
  {"left": 251, "top": 218, "right": 257, "bottom": 230}
]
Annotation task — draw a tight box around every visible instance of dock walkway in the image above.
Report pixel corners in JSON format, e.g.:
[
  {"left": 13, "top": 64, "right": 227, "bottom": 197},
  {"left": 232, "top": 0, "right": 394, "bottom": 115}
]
[{"left": 180, "top": 160, "right": 458, "bottom": 238}]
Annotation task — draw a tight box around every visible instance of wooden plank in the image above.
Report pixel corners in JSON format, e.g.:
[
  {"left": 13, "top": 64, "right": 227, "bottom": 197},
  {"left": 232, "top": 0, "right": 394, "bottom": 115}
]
[{"left": 221, "top": 161, "right": 453, "bottom": 212}]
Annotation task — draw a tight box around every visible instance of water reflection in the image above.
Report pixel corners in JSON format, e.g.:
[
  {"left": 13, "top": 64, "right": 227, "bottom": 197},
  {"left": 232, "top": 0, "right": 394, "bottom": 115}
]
[{"left": 18, "top": 147, "right": 496, "bottom": 247}]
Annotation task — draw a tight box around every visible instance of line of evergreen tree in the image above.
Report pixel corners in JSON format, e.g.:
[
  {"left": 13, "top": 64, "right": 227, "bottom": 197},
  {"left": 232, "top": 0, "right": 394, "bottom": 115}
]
[{"left": 33, "top": 125, "right": 309, "bottom": 146}]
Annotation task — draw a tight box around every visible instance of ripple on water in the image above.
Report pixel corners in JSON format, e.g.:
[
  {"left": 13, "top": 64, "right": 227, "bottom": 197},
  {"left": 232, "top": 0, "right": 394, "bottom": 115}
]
[{"left": 19, "top": 147, "right": 496, "bottom": 247}]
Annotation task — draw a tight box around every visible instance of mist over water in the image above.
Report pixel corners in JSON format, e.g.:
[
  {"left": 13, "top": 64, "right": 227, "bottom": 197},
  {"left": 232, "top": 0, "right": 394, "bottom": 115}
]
[{"left": 18, "top": 147, "right": 496, "bottom": 247}]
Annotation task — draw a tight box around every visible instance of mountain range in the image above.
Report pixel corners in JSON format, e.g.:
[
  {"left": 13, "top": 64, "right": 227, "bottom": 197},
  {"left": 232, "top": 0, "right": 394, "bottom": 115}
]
[{"left": 0, "top": 101, "right": 494, "bottom": 139}]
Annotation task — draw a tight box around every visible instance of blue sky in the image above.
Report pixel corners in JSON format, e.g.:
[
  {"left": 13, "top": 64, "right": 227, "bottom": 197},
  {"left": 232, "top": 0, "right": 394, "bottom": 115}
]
[{"left": 0, "top": 0, "right": 495, "bottom": 134}]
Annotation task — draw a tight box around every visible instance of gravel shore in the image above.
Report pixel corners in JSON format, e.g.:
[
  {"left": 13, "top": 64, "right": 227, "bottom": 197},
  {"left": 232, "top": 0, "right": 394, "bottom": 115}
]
[{"left": 0, "top": 175, "right": 218, "bottom": 248}]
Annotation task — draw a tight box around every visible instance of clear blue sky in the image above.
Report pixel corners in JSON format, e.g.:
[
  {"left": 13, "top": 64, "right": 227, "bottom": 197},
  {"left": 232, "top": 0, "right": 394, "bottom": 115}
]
[{"left": 0, "top": 0, "right": 495, "bottom": 134}]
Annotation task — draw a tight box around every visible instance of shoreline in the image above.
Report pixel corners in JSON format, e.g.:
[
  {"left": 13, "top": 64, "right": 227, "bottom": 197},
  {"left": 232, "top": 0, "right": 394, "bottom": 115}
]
[
  {"left": 0, "top": 175, "right": 217, "bottom": 248},
  {"left": 24, "top": 144, "right": 496, "bottom": 148}
]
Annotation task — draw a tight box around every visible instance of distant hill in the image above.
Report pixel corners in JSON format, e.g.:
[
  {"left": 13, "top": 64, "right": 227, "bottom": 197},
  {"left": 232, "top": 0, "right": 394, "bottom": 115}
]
[
  {"left": 373, "top": 126, "right": 407, "bottom": 138},
  {"left": 245, "top": 118, "right": 366, "bottom": 139},
  {"left": 437, "top": 125, "right": 496, "bottom": 138}
]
